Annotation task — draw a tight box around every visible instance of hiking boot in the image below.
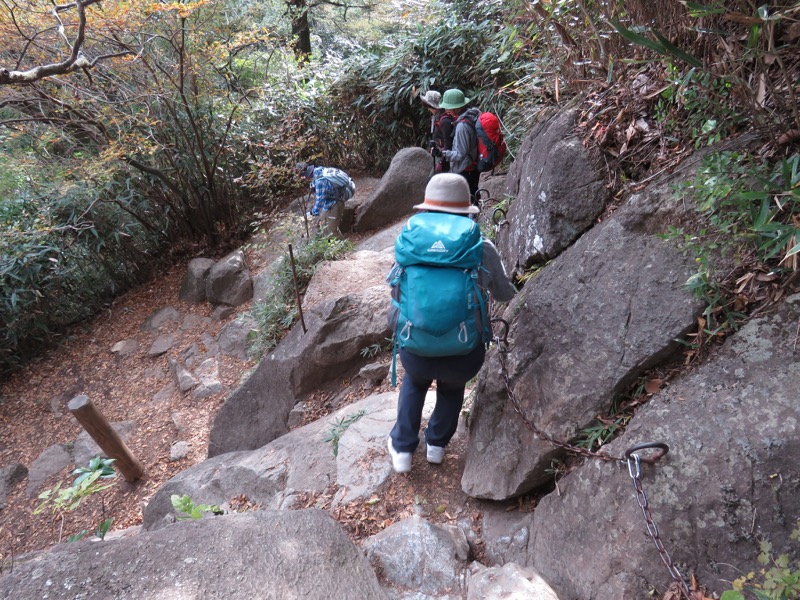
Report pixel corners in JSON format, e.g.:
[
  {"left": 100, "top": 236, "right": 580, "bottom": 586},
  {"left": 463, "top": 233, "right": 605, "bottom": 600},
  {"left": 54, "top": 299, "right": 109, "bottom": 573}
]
[
  {"left": 426, "top": 444, "right": 445, "bottom": 465},
  {"left": 387, "top": 438, "right": 412, "bottom": 473}
]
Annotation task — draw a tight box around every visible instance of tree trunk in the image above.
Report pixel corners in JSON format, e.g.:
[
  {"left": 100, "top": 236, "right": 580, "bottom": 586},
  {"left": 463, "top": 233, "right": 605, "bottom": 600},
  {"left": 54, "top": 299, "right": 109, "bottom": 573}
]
[{"left": 288, "top": 0, "right": 312, "bottom": 63}]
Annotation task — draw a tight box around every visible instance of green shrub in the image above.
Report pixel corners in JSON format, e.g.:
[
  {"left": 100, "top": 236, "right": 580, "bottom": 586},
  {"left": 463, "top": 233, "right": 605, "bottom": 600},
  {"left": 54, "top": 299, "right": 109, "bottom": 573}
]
[
  {"left": 721, "top": 520, "right": 800, "bottom": 600},
  {"left": 664, "top": 151, "right": 800, "bottom": 349},
  {"left": 170, "top": 494, "right": 223, "bottom": 520},
  {"left": 248, "top": 230, "right": 352, "bottom": 356},
  {"left": 33, "top": 457, "right": 118, "bottom": 543}
]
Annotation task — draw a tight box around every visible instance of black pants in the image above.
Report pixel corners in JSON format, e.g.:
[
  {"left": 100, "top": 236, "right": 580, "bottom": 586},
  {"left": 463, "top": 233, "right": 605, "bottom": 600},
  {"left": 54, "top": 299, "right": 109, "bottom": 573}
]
[
  {"left": 389, "top": 344, "right": 486, "bottom": 453},
  {"left": 457, "top": 170, "right": 480, "bottom": 204}
]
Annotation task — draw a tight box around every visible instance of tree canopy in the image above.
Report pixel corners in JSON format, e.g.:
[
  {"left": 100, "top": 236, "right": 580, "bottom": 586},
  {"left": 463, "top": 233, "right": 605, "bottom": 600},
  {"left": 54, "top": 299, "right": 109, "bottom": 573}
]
[{"left": 1, "top": 0, "right": 798, "bottom": 376}]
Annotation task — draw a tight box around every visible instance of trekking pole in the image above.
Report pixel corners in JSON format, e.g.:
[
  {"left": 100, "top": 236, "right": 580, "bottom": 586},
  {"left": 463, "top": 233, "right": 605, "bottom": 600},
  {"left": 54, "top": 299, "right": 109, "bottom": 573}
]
[
  {"left": 301, "top": 190, "right": 312, "bottom": 239},
  {"left": 288, "top": 244, "right": 307, "bottom": 333}
]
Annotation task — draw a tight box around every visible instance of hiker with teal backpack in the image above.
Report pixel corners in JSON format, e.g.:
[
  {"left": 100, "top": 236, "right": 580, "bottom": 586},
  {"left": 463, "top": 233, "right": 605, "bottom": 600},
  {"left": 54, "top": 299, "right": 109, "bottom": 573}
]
[
  {"left": 385, "top": 173, "right": 517, "bottom": 474},
  {"left": 296, "top": 162, "right": 356, "bottom": 236}
]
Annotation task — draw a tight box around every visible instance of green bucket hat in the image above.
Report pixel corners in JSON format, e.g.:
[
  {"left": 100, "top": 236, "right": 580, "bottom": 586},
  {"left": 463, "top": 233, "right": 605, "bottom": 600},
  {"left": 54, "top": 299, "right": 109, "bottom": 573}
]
[{"left": 439, "top": 88, "right": 471, "bottom": 110}]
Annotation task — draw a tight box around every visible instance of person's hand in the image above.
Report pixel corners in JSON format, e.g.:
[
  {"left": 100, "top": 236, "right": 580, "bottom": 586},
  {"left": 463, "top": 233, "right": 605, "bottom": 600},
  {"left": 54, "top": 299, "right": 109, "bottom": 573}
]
[{"left": 430, "top": 144, "right": 442, "bottom": 158}]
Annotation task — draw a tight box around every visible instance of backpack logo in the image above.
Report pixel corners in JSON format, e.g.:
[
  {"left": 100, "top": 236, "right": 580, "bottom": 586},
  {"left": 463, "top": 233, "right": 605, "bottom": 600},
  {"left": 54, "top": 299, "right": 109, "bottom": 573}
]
[{"left": 428, "top": 240, "right": 448, "bottom": 253}]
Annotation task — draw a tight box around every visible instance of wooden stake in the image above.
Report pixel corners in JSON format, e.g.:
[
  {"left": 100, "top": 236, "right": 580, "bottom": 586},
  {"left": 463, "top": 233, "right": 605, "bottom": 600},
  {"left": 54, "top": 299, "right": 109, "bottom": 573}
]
[
  {"left": 288, "top": 244, "right": 307, "bottom": 333},
  {"left": 68, "top": 395, "right": 144, "bottom": 483}
]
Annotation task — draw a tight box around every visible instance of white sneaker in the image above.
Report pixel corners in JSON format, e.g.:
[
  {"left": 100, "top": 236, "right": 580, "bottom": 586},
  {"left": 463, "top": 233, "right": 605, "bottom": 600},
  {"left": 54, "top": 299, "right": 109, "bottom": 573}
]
[
  {"left": 426, "top": 444, "right": 445, "bottom": 465},
  {"left": 387, "top": 438, "right": 412, "bottom": 473}
]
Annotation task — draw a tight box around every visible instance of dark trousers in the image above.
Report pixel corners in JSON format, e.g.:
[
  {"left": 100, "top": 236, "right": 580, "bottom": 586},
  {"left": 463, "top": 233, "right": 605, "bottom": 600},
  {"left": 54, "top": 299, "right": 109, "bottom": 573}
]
[
  {"left": 389, "top": 344, "right": 486, "bottom": 453},
  {"left": 457, "top": 170, "right": 481, "bottom": 204}
]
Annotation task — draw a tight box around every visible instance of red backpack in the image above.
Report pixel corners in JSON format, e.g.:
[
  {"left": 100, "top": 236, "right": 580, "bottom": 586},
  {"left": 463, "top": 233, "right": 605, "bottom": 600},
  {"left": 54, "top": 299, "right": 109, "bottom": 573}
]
[{"left": 462, "top": 111, "right": 507, "bottom": 172}]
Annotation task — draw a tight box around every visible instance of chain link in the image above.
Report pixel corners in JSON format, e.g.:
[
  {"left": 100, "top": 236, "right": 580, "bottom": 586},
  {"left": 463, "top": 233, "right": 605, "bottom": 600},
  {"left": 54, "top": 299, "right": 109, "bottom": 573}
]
[
  {"left": 495, "top": 332, "right": 691, "bottom": 598},
  {"left": 497, "top": 343, "right": 621, "bottom": 462},
  {"left": 627, "top": 452, "right": 692, "bottom": 599}
]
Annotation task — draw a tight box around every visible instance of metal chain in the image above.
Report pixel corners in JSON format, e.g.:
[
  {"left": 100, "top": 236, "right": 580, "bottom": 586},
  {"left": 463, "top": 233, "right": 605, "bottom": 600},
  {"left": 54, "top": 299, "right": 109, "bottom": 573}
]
[
  {"left": 496, "top": 340, "right": 621, "bottom": 462},
  {"left": 627, "top": 449, "right": 692, "bottom": 599},
  {"left": 494, "top": 327, "right": 691, "bottom": 598}
]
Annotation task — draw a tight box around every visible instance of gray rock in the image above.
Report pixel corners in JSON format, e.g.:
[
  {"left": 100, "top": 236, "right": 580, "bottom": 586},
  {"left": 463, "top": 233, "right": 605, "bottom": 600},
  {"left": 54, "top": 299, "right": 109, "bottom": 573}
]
[
  {"left": 475, "top": 172, "right": 508, "bottom": 206},
  {"left": 168, "top": 356, "right": 198, "bottom": 392},
  {"left": 170, "top": 410, "right": 191, "bottom": 431},
  {"left": 1, "top": 463, "right": 28, "bottom": 510},
  {"left": 359, "top": 361, "right": 390, "bottom": 383},
  {"left": 191, "top": 357, "right": 223, "bottom": 399},
  {"left": 364, "top": 515, "right": 469, "bottom": 597},
  {"left": 151, "top": 382, "right": 176, "bottom": 404},
  {"left": 286, "top": 401, "right": 306, "bottom": 429},
  {"left": 179, "top": 257, "right": 215, "bottom": 303},
  {"left": 169, "top": 441, "right": 190, "bottom": 461},
  {"left": 353, "top": 147, "right": 433, "bottom": 232},
  {"left": 525, "top": 293, "right": 800, "bottom": 599},
  {"left": 0, "top": 510, "right": 388, "bottom": 600},
  {"left": 211, "top": 304, "right": 236, "bottom": 320},
  {"left": 303, "top": 250, "right": 395, "bottom": 312},
  {"left": 110, "top": 339, "right": 138, "bottom": 356},
  {"left": 356, "top": 221, "right": 405, "bottom": 253},
  {"left": 180, "top": 312, "right": 212, "bottom": 330},
  {"left": 140, "top": 306, "right": 182, "bottom": 331},
  {"left": 462, "top": 162, "right": 703, "bottom": 500},
  {"left": 218, "top": 315, "right": 258, "bottom": 359},
  {"left": 496, "top": 106, "right": 608, "bottom": 272},
  {"left": 26, "top": 444, "right": 71, "bottom": 498},
  {"left": 467, "top": 563, "right": 559, "bottom": 600},
  {"left": 206, "top": 250, "right": 253, "bottom": 307},
  {"left": 208, "top": 285, "right": 391, "bottom": 457},
  {"left": 143, "top": 393, "right": 401, "bottom": 530},
  {"left": 147, "top": 333, "right": 174, "bottom": 356},
  {"left": 481, "top": 506, "right": 531, "bottom": 566}
]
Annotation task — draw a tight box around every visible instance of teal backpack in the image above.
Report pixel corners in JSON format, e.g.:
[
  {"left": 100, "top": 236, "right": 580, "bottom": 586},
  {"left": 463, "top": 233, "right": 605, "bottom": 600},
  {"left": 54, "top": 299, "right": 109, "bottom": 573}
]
[{"left": 387, "top": 212, "right": 491, "bottom": 382}]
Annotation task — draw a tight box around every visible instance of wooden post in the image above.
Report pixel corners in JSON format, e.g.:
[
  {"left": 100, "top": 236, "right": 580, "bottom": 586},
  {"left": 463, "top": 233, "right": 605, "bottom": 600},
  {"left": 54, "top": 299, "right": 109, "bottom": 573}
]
[
  {"left": 68, "top": 395, "right": 144, "bottom": 483},
  {"left": 288, "top": 244, "right": 307, "bottom": 333}
]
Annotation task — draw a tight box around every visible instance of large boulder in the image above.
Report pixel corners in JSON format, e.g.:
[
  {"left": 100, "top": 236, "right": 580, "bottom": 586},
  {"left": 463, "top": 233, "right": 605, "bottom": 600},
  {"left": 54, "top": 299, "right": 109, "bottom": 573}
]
[
  {"left": 525, "top": 292, "right": 800, "bottom": 599},
  {"left": 205, "top": 250, "right": 253, "bottom": 307},
  {"left": 353, "top": 147, "right": 432, "bottom": 232},
  {"left": 364, "top": 515, "right": 470, "bottom": 598},
  {"left": 178, "top": 257, "right": 215, "bottom": 303},
  {"left": 145, "top": 392, "right": 399, "bottom": 530},
  {"left": 461, "top": 162, "right": 703, "bottom": 500},
  {"left": 496, "top": 106, "right": 608, "bottom": 273},
  {"left": 303, "top": 250, "right": 394, "bottom": 311},
  {"left": 0, "top": 509, "right": 388, "bottom": 600},
  {"left": 208, "top": 285, "right": 392, "bottom": 456}
]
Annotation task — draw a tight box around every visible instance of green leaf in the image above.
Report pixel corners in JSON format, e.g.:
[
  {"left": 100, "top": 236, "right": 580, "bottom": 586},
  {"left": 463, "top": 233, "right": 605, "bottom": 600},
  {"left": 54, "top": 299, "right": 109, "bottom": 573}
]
[
  {"left": 720, "top": 592, "right": 745, "bottom": 600},
  {"left": 68, "top": 530, "right": 90, "bottom": 542},
  {"left": 683, "top": 2, "right": 727, "bottom": 17},
  {"left": 784, "top": 241, "right": 800, "bottom": 259},
  {"left": 96, "top": 518, "right": 114, "bottom": 540},
  {"left": 609, "top": 21, "right": 668, "bottom": 55},
  {"left": 652, "top": 30, "right": 704, "bottom": 68}
]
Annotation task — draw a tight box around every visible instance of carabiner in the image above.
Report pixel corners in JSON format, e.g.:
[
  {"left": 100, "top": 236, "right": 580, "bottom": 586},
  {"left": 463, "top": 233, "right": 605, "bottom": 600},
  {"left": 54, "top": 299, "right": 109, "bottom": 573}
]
[
  {"left": 624, "top": 442, "right": 669, "bottom": 466},
  {"left": 491, "top": 318, "right": 510, "bottom": 347}
]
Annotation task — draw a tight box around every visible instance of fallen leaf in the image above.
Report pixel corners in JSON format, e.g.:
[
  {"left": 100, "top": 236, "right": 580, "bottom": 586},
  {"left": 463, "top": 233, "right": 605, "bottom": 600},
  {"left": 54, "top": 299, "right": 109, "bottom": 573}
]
[{"left": 644, "top": 378, "right": 664, "bottom": 395}]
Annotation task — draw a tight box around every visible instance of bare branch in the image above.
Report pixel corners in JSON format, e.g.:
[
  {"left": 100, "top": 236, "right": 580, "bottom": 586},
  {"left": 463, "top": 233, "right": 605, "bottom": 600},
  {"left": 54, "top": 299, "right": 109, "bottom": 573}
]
[{"left": 0, "top": 0, "right": 132, "bottom": 85}]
